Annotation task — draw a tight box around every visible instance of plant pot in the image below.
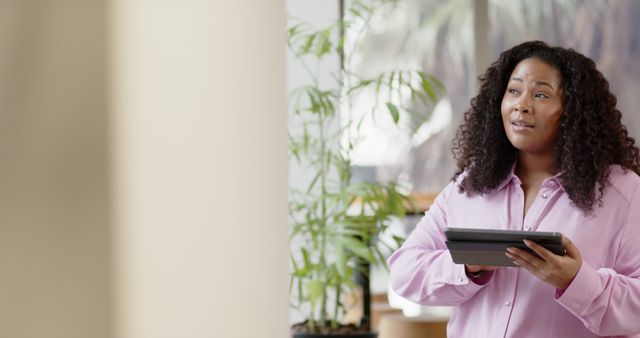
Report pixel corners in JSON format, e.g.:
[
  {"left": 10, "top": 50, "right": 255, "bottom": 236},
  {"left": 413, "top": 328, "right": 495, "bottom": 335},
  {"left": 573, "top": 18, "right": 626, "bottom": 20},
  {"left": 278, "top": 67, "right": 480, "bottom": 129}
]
[{"left": 292, "top": 332, "right": 377, "bottom": 338}]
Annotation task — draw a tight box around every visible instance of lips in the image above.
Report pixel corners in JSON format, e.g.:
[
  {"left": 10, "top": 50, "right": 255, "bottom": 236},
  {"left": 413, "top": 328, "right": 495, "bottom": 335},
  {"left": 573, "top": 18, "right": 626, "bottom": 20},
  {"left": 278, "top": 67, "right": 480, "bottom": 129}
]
[{"left": 511, "top": 119, "right": 534, "bottom": 128}]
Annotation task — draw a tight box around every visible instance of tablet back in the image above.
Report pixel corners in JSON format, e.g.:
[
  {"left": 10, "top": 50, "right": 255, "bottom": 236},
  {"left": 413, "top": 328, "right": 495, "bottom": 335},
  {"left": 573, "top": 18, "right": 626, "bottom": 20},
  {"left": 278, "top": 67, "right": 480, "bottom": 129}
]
[{"left": 444, "top": 228, "right": 564, "bottom": 266}]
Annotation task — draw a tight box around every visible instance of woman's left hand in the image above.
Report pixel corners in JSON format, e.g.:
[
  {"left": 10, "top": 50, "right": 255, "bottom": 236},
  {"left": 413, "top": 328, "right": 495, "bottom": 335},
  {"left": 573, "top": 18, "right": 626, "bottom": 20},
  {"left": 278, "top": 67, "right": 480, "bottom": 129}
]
[{"left": 505, "top": 235, "right": 582, "bottom": 290}]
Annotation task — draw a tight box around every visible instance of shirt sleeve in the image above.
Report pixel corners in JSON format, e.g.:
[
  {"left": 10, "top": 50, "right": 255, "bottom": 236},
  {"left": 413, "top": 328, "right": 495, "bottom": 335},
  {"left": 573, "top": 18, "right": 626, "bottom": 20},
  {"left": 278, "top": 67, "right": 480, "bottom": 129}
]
[
  {"left": 388, "top": 180, "right": 492, "bottom": 306},
  {"left": 556, "top": 183, "right": 640, "bottom": 336}
]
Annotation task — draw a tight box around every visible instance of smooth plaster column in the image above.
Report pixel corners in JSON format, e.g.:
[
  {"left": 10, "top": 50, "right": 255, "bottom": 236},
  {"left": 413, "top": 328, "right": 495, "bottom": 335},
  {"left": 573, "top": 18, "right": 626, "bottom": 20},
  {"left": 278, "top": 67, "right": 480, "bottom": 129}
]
[{"left": 110, "top": 1, "right": 289, "bottom": 338}]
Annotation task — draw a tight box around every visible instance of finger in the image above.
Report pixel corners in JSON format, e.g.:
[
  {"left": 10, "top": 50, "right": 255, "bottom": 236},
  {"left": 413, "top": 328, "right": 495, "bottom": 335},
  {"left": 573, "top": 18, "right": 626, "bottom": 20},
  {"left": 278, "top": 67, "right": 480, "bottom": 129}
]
[
  {"left": 506, "top": 247, "right": 544, "bottom": 270},
  {"left": 562, "top": 235, "right": 581, "bottom": 259},
  {"left": 507, "top": 252, "right": 557, "bottom": 286},
  {"left": 506, "top": 251, "right": 540, "bottom": 273},
  {"left": 523, "top": 239, "right": 557, "bottom": 262},
  {"left": 504, "top": 251, "right": 519, "bottom": 265}
]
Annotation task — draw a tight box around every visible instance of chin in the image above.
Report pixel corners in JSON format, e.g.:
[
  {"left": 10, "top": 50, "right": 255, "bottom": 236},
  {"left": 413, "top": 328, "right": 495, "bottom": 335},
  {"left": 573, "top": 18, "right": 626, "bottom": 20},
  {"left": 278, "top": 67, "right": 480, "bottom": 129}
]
[
  {"left": 506, "top": 136, "right": 529, "bottom": 150},
  {"left": 508, "top": 141, "right": 540, "bottom": 153}
]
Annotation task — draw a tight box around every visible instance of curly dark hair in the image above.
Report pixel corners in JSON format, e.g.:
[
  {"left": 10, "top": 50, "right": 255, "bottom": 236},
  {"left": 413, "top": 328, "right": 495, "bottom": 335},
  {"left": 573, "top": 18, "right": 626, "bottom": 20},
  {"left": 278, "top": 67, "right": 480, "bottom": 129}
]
[{"left": 452, "top": 40, "right": 640, "bottom": 213}]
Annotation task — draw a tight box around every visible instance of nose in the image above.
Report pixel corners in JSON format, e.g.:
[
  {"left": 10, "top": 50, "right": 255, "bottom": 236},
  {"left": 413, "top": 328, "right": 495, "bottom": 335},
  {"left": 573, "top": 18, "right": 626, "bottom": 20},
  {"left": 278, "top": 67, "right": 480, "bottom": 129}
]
[{"left": 514, "top": 103, "right": 529, "bottom": 113}]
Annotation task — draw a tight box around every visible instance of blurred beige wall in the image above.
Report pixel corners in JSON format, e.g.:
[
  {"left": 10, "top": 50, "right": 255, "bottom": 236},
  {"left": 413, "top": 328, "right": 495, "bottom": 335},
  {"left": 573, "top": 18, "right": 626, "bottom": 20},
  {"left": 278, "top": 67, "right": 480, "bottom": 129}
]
[
  {"left": 0, "top": 1, "right": 111, "bottom": 338},
  {"left": 0, "top": 1, "right": 288, "bottom": 338}
]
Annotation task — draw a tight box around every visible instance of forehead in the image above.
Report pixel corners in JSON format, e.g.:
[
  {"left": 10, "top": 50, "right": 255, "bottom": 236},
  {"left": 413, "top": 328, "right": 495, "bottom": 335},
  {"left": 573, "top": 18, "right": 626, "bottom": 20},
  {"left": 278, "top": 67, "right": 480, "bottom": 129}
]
[{"left": 510, "top": 57, "right": 563, "bottom": 86}]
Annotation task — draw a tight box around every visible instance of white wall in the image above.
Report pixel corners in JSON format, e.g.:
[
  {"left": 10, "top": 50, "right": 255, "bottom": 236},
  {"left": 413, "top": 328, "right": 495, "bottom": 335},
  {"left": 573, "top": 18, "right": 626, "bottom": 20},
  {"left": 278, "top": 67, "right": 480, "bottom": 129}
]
[{"left": 111, "top": 1, "right": 289, "bottom": 338}]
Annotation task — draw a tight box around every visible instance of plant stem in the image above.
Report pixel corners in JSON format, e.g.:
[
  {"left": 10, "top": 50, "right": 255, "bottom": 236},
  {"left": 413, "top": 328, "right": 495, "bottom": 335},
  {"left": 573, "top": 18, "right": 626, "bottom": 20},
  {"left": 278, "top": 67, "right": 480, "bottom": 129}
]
[
  {"left": 332, "top": 284, "right": 341, "bottom": 329},
  {"left": 318, "top": 96, "right": 328, "bottom": 328}
]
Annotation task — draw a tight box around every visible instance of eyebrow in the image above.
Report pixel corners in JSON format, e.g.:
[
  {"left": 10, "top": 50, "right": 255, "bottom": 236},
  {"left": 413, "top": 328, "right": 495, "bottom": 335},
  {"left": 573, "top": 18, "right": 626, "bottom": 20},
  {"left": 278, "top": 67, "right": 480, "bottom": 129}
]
[{"left": 509, "top": 77, "right": 556, "bottom": 90}]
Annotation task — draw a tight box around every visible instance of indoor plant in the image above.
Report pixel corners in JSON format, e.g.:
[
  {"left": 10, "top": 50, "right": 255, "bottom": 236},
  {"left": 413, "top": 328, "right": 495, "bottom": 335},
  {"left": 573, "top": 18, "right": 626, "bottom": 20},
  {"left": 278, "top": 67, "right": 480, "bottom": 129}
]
[{"left": 288, "top": 1, "right": 444, "bottom": 336}]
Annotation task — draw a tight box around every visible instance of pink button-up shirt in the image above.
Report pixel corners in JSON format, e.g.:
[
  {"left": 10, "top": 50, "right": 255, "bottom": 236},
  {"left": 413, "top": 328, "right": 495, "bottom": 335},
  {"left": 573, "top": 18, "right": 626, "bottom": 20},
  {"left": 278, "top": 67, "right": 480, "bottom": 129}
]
[{"left": 389, "top": 165, "right": 640, "bottom": 337}]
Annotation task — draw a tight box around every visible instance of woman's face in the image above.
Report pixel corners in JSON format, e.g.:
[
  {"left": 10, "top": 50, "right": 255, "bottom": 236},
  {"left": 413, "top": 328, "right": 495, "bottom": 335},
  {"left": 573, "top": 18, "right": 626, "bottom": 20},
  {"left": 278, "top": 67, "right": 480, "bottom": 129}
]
[{"left": 501, "top": 57, "right": 564, "bottom": 157}]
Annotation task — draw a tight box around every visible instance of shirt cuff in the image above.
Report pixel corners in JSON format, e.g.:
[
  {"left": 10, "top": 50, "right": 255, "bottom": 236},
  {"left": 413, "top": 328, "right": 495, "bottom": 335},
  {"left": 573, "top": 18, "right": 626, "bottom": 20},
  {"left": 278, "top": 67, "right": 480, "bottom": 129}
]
[
  {"left": 555, "top": 262, "right": 601, "bottom": 313},
  {"left": 448, "top": 263, "right": 492, "bottom": 288}
]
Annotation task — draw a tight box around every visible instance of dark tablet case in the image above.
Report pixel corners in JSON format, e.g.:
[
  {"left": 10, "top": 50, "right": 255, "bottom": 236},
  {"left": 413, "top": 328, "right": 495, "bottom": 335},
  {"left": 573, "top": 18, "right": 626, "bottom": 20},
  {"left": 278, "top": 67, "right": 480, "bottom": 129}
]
[{"left": 444, "top": 227, "right": 564, "bottom": 266}]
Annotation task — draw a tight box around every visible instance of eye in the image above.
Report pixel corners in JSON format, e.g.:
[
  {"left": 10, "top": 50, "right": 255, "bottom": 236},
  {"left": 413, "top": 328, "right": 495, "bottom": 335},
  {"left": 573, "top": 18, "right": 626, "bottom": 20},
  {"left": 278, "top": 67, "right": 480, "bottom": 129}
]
[
  {"left": 508, "top": 88, "right": 520, "bottom": 95},
  {"left": 534, "top": 92, "right": 549, "bottom": 99}
]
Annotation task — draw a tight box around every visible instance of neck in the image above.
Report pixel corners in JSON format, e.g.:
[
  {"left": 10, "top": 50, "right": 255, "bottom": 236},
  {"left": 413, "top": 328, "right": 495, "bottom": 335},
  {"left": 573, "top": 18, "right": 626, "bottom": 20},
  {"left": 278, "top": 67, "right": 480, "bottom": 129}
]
[{"left": 516, "top": 151, "right": 556, "bottom": 179}]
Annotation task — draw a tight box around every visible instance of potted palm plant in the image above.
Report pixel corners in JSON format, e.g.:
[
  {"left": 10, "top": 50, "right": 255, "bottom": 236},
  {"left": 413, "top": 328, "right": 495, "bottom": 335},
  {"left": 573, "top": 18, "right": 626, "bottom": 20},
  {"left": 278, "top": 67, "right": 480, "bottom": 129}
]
[{"left": 288, "top": 1, "right": 444, "bottom": 336}]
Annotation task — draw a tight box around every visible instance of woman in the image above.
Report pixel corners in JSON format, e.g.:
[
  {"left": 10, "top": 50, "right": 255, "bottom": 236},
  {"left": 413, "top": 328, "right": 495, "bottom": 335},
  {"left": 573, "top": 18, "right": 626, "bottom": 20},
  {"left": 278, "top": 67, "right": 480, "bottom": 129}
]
[{"left": 389, "top": 41, "right": 640, "bottom": 337}]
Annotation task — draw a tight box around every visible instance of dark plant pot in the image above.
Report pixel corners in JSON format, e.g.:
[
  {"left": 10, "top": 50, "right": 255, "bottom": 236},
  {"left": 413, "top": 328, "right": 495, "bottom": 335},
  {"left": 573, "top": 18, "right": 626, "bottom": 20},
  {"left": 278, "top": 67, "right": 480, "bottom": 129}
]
[{"left": 292, "top": 332, "right": 377, "bottom": 338}]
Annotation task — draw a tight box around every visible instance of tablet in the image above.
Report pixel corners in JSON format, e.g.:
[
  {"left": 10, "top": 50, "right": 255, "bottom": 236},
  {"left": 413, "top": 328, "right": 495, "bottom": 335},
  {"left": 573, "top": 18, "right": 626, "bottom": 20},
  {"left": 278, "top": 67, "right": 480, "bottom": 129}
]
[{"left": 444, "top": 227, "right": 564, "bottom": 267}]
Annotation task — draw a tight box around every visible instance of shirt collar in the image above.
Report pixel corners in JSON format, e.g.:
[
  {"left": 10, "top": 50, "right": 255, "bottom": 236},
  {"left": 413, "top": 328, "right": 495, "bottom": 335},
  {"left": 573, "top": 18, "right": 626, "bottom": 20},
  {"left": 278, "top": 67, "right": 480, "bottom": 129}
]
[
  {"left": 495, "top": 162, "right": 519, "bottom": 192},
  {"left": 546, "top": 171, "right": 565, "bottom": 191},
  {"left": 494, "top": 161, "right": 565, "bottom": 192}
]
